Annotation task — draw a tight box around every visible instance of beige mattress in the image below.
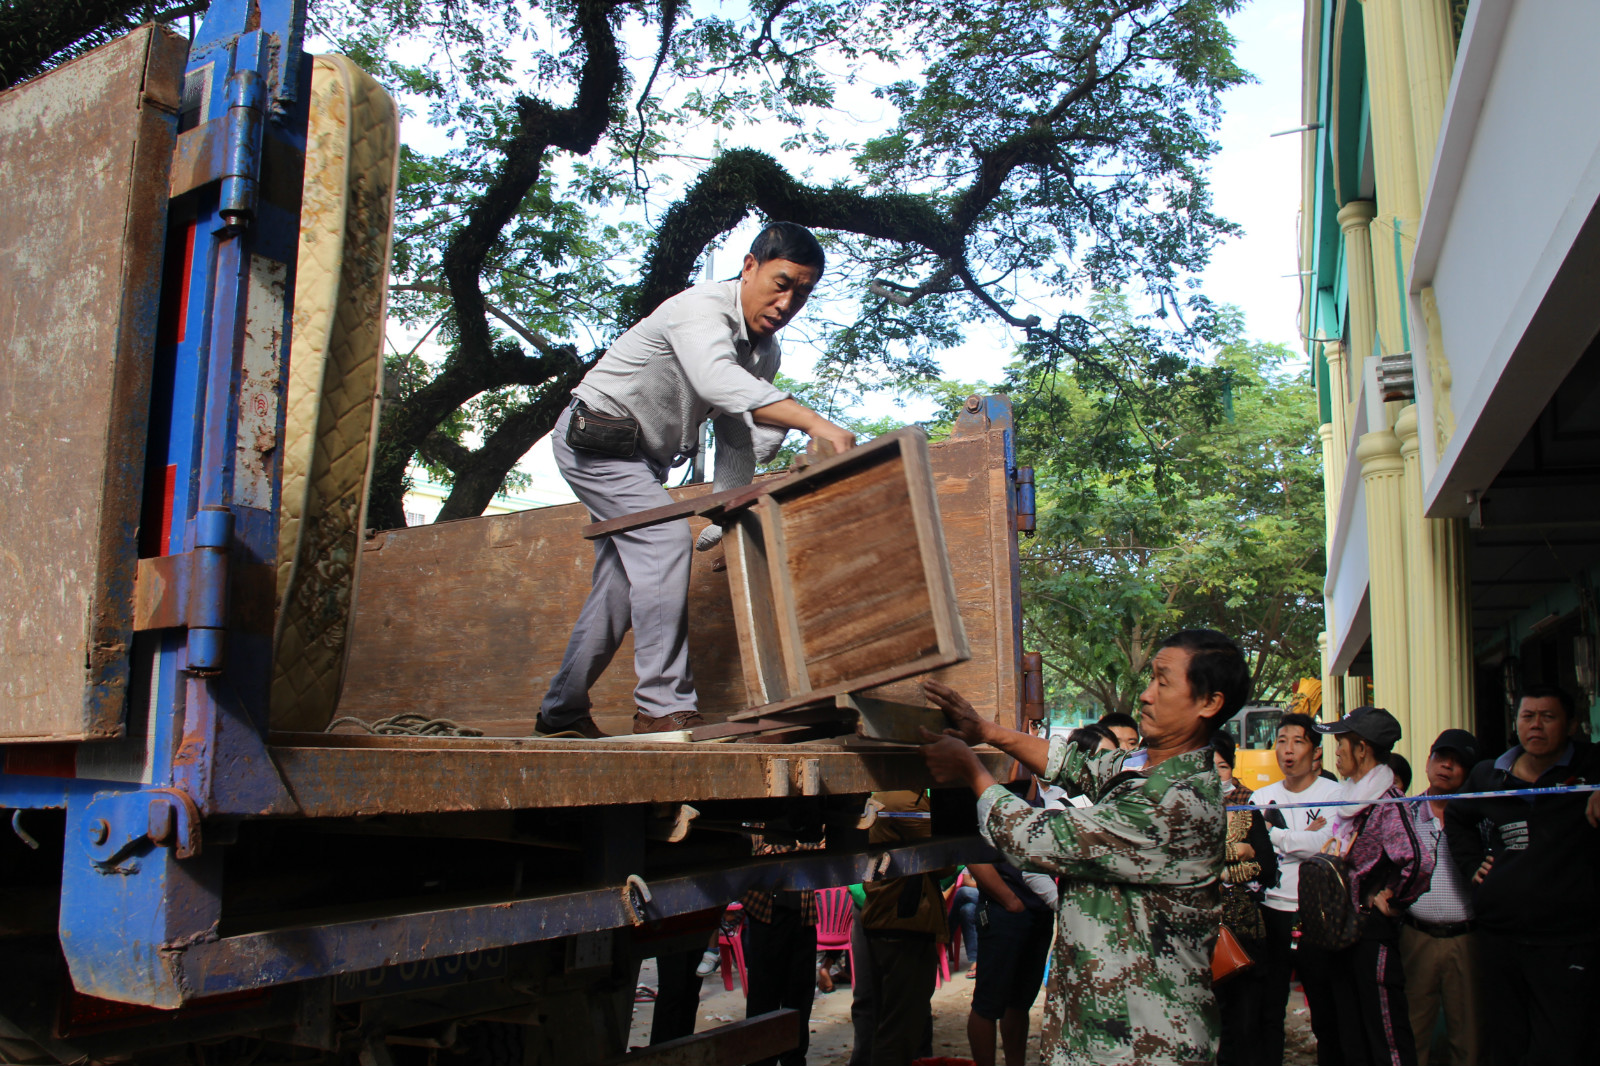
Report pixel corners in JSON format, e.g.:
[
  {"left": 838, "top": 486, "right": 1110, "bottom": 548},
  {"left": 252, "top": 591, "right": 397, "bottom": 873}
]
[{"left": 272, "top": 55, "right": 399, "bottom": 731}]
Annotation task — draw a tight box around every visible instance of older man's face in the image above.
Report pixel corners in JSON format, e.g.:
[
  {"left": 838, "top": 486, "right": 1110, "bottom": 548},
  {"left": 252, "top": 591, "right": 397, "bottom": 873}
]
[
  {"left": 1516, "top": 696, "right": 1572, "bottom": 758},
  {"left": 1137, "top": 646, "right": 1220, "bottom": 748},
  {"left": 1425, "top": 751, "right": 1467, "bottom": 794}
]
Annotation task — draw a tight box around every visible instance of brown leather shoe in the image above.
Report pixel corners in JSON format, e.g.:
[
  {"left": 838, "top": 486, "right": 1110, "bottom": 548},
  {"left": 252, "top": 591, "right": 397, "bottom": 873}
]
[
  {"left": 534, "top": 713, "right": 607, "bottom": 739},
  {"left": 632, "top": 709, "right": 705, "bottom": 734}
]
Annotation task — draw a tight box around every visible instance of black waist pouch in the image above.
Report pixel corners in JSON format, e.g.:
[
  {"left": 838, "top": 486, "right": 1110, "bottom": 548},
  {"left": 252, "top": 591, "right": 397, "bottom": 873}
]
[{"left": 566, "top": 401, "right": 639, "bottom": 458}]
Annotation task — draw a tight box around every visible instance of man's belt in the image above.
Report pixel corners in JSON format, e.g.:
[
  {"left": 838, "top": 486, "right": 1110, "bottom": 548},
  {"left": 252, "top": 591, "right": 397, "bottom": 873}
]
[{"left": 1402, "top": 914, "right": 1473, "bottom": 938}]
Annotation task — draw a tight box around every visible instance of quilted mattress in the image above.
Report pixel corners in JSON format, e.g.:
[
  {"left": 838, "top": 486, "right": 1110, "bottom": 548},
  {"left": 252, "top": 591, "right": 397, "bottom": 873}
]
[{"left": 271, "top": 55, "right": 399, "bottom": 731}]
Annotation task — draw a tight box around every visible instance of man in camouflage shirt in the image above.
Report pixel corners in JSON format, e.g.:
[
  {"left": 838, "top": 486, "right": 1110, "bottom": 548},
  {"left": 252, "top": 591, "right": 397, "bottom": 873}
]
[{"left": 921, "top": 629, "right": 1251, "bottom": 1066}]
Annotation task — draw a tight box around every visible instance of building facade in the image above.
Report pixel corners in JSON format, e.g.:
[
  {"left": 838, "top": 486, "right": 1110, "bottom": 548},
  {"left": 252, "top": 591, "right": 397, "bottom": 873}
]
[{"left": 1301, "top": 0, "right": 1600, "bottom": 764}]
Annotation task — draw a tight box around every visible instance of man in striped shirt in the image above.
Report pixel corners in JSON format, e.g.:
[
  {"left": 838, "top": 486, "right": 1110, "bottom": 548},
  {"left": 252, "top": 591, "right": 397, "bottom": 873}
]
[{"left": 1400, "top": 729, "right": 1480, "bottom": 1066}]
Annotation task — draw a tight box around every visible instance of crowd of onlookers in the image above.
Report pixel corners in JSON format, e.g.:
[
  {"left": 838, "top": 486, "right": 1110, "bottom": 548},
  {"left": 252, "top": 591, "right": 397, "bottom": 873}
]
[
  {"left": 650, "top": 663, "right": 1599, "bottom": 1066},
  {"left": 1212, "top": 683, "right": 1600, "bottom": 1066}
]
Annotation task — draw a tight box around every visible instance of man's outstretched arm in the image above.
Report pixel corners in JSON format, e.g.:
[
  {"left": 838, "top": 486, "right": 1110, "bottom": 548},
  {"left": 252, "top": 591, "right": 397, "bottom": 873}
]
[{"left": 922, "top": 680, "right": 1051, "bottom": 777}]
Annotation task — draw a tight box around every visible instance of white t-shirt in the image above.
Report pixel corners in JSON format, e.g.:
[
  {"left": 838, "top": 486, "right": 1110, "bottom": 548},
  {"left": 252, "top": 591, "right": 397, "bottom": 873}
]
[{"left": 1253, "top": 776, "right": 1342, "bottom": 912}]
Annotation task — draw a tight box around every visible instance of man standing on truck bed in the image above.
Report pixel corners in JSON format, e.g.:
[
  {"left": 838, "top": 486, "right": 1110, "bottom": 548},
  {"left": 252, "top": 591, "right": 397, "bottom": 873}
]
[{"left": 536, "top": 222, "right": 857, "bottom": 737}]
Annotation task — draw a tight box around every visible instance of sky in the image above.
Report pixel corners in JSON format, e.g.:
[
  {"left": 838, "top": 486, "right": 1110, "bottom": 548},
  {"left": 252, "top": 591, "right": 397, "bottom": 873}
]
[{"left": 377, "top": 1, "right": 1310, "bottom": 511}]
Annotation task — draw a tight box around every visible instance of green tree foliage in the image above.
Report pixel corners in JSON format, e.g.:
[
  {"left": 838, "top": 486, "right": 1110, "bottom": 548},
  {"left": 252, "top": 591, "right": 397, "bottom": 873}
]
[
  {"left": 310, "top": 0, "right": 1248, "bottom": 527},
  {"left": 0, "top": 0, "right": 202, "bottom": 88},
  {"left": 13, "top": 0, "right": 1249, "bottom": 528},
  {"left": 1015, "top": 297, "right": 1324, "bottom": 716}
]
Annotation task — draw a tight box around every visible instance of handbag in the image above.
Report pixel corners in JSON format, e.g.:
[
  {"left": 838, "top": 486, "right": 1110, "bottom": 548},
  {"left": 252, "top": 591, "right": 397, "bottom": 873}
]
[
  {"left": 1211, "top": 924, "right": 1255, "bottom": 985},
  {"left": 1298, "top": 839, "right": 1361, "bottom": 951},
  {"left": 566, "top": 401, "right": 639, "bottom": 458}
]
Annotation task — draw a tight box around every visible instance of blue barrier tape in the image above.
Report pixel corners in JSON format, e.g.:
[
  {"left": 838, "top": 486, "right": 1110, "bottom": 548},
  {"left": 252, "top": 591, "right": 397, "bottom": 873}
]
[{"left": 1226, "top": 781, "right": 1600, "bottom": 812}]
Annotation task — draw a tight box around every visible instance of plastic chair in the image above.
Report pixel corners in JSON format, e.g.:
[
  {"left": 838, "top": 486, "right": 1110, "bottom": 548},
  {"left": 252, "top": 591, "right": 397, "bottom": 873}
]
[
  {"left": 717, "top": 903, "right": 749, "bottom": 995},
  {"left": 944, "top": 872, "right": 970, "bottom": 974},
  {"left": 813, "top": 886, "right": 856, "bottom": 986},
  {"left": 934, "top": 886, "right": 954, "bottom": 988}
]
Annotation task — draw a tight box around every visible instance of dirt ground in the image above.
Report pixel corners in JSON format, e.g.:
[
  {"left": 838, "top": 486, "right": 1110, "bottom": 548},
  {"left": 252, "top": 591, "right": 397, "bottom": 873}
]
[{"left": 628, "top": 954, "right": 1320, "bottom": 1065}]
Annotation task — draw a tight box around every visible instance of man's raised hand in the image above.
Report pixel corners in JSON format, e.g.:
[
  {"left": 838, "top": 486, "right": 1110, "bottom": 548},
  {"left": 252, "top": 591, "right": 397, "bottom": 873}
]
[
  {"left": 922, "top": 680, "right": 989, "bottom": 746},
  {"left": 918, "top": 729, "right": 983, "bottom": 786}
]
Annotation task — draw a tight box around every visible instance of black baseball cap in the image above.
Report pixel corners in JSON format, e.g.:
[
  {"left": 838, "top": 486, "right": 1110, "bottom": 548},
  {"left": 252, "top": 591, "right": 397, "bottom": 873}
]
[
  {"left": 1315, "top": 706, "right": 1403, "bottom": 749},
  {"left": 1429, "top": 728, "right": 1479, "bottom": 765}
]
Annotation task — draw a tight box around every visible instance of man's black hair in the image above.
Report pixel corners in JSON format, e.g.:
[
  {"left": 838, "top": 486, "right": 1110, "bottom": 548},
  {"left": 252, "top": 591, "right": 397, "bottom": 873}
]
[
  {"left": 1388, "top": 751, "right": 1412, "bottom": 792},
  {"left": 748, "top": 221, "right": 825, "bottom": 272},
  {"left": 1097, "top": 711, "right": 1138, "bottom": 732},
  {"left": 1516, "top": 683, "right": 1577, "bottom": 721},
  {"left": 1278, "top": 712, "right": 1322, "bottom": 745},
  {"left": 1157, "top": 629, "right": 1252, "bottom": 735},
  {"left": 1067, "top": 723, "right": 1116, "bottom": 751},
  {"left": 1212, "top": 729, "right": 1237, "bottom": 768}
]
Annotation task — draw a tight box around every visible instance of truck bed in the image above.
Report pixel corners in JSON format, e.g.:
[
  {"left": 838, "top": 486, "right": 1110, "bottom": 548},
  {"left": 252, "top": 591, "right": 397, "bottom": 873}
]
[{"left": 321, "top": 403, "right": 1024, "bottom": 749}]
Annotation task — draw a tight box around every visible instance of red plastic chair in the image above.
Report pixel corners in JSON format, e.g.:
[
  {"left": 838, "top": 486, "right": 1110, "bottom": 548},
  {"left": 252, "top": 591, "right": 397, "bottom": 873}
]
[
  {"left": 813, "top": 887, "right": 856, "bottom": 986},
  {"left": 944, "top": 871, "right": 968, "bottom": 975},
  {"left": 934, "top": 885, "right": 954, "bottom": 988},
  {"left": 718, "top": 903, "right": 749, "bottom": 995}
]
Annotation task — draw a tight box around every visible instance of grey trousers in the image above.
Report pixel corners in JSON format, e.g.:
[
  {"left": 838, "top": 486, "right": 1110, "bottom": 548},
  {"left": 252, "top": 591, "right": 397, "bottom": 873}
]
[{"left": 539, "top": 405, "right": 695, "bottom": 722}]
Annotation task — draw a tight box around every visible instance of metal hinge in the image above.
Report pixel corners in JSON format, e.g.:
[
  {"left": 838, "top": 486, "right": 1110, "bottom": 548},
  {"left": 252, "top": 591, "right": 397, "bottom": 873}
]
[
  {"left": 1014, "top": 466, "right": 1035, "bottom": 535},
  {"left": 84, "top": 786, "right": 204, "bottom": 865},
  {"left": 131, "top": 507, "right": 248, "bottom": 672},
  {"left": 1022, "top": 651, "right": 1045, "bottom": 722}
]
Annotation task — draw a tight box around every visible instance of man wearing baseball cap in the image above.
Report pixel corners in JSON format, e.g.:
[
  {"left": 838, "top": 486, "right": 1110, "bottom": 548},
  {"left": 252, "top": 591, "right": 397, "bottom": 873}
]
[
  {"left": 1399, "top": 729, "right": 1480, "bottom": 1066},
  {"left": 1315, "top": 707, "right": 1435, "bottom": 1066}
]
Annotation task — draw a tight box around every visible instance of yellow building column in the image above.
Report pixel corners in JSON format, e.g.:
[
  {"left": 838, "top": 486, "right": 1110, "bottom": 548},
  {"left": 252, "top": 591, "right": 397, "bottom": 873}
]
[
  {"left": 1319, "top": 423, "right": 1339, "bottom": 551},
  {"left": 1324, "top": 339, "right": 1354, "bottom": 477},
  {"left": 1319, "top": 631, "right": 1341, "bottom": 722},
  {"left": 1396, "top": 408, "right": 1432, "bottom": 765},
  {"left": 1400, "top": 0, "right": 1457, "bottom": 197},
  {"left": 1358, "top": 428, "right": 1412, "bottom": 741},
  {"left": 1396, "top": 407, "right": 1476, "bottom": 761},
  {"left": 1360, "top": 0, "right": 1422, "bottom": 370},
  {"left": 1344, "top": 675, "right": 1368, "bottom": 719},
  {"left": 1426, "top": 516, "right": 1475, "bottom": 736},
  {"left": 1338, "top": 202, "right": 1379, "bottom": 367}
]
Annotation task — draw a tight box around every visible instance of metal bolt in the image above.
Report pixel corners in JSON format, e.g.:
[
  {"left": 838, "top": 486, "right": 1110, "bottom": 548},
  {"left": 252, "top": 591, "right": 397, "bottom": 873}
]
[
  {"left": 148, "top": 798, "right": 175, "bottom": 845},
  {"left": 964, "top": 395, "right": 982, "bottom": 413},
  {"left": 87, "top": 819, "right": 110, "bottom": 846}
]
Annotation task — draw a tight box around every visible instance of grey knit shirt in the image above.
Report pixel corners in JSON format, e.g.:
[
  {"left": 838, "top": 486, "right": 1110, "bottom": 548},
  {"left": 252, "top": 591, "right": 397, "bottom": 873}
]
[{"left": 573, "top": 278, "right": 791, "bottom": 485}]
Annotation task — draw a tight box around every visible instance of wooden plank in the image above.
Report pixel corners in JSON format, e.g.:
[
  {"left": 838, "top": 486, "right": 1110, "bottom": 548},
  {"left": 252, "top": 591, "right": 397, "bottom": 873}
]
[
  {"left": 265, "top": 736, "right": 1013, "bottom": 814},
  {"left": 729, "top": 651, "right": 958, "bottom": 720},
  {"left": 899, "top": 431, "right": 971, "bottom": 662},
  {"left": 580, "top": 484, "right": 748, "bottom": 540},
  {"left": 778, "top": 451, "right": 937, "bottom": 687},
  {"left": 838, "top": 694, "right": 952, "bottom": 745},
  {"left": 0, "top": 26, "right": 186, "bottom": 741},
  {"left": 722, "top": 512, "right": 788, "bottom": 706},
  {"left": 759, "top": 495, "right": 811, "bottom": 695},
  {"left": 711, "top": 429, "right": 914, "bottom": 516},
  {"left": 688, "top": 706, "right": 849, "bottom": 741},
  {"left": 854, "top": 424, "right": 1019, "bottom": 728}
]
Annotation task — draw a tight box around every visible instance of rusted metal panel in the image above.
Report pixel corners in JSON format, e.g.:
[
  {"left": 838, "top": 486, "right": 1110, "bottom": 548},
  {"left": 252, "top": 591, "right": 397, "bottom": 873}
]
[
  {"left": 0, "top": 26, "right": 187, "bottom": 741},
  {"left": 266, "top": 733, "right": 1011, "bottom": 815}
]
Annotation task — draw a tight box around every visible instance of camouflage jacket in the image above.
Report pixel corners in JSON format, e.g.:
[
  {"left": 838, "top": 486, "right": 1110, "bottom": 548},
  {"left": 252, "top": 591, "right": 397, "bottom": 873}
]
[{"left": 980, "top": 741, "right": 1224, "bottom": 1066}]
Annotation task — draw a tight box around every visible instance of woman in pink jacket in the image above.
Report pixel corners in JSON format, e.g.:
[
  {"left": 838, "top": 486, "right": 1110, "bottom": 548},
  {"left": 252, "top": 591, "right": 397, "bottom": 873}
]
[{"left": 1314, "top": 707, "right": 1434, "bottom": 1066}]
